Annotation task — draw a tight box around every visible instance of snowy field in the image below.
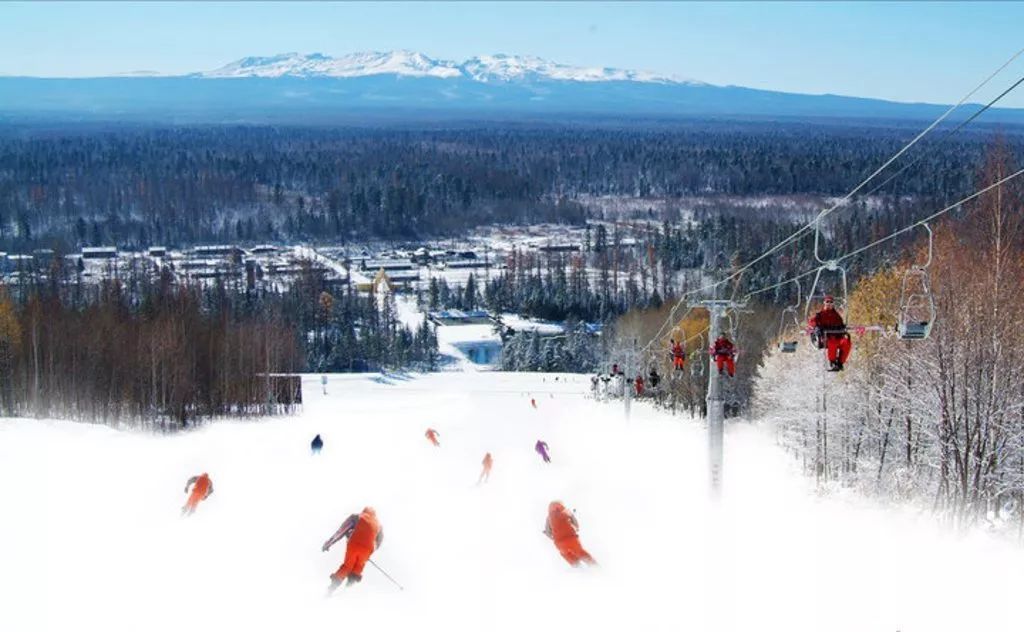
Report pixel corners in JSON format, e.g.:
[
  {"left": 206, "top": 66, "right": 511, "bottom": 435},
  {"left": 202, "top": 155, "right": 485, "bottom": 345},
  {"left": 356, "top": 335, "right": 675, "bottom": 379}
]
[{"left": 2, "top": 372, "right": 1023, "bottom": 632}]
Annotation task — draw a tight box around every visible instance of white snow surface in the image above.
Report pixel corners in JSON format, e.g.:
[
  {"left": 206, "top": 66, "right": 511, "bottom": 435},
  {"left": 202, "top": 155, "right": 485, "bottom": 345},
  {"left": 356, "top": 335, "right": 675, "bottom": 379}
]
[
  {"left": 198, "top": 50, "right": 701, "bottom": 84},
  {"left": 2, "top": 372, "right": 1022, "bottom": 632}
]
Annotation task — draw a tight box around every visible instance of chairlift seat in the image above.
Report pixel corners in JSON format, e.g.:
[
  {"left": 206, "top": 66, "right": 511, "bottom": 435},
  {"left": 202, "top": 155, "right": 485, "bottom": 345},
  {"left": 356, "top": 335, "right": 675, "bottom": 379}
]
[{"left": 898, "top": 321, "right": 931, "bottom": 340}]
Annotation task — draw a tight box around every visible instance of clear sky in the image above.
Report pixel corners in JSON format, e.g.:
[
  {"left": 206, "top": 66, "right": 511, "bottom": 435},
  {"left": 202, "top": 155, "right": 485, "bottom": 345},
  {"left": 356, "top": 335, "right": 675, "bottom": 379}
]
[{"left": 2, "top": 1, "right": 1023, "bottom": 106}]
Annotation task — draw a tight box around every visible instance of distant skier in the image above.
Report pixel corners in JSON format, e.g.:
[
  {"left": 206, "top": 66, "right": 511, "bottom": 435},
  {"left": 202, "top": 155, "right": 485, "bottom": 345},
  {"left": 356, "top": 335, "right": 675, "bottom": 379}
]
[
  {"left": 323, "top": 506, "right": 383, "bottom": 590},
  {"left": 808, "top": 295, "right": 852, "bottom": 371},
  {"left": 531, "top": 398, "right": 537, "bottom": 409},
  {"left": 535, "top": 440, "right": 551, "bottom": 463},
  {"left": 712, "top": 334, "right": 736, "bottom": 378},
  {"left": 311, "top": 434, "right": 323, "bottom": 455},
  {"left": 181, "top": 472, "right": 213, "bottom": 516},
  {"left": 671, "top": 339, "right": 685, "bottom": 371},
  {"left": 425, "top": 428, "right": 441, "bottom": 447},
  {"left": 544, "top": 501, "right": 596, "bottom": 567},
  {"left": 478, "top": 452, "right": 493, "bottom": 484},
  {"left": 321, "top": 375, "right": 328, "bottom": 395},
  {"left": 634, "top": 373, "right": 645, "bottom": 397},
  {"left": 648, "top": 367, "right": 661, "bottom": 389}
]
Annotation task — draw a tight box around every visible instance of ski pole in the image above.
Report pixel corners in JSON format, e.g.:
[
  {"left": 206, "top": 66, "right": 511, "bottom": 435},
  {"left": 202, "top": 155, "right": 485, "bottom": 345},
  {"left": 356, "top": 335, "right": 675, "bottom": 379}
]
[{"left": 368, "top": 559, "right": 404, "bottom": 591}]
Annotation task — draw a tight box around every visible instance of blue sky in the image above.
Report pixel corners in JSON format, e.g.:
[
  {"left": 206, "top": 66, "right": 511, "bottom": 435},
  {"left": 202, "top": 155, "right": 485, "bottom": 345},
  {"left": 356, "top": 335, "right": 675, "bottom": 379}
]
[{"left": 2, "top": 1, "right": 1023, "bottom": 106}]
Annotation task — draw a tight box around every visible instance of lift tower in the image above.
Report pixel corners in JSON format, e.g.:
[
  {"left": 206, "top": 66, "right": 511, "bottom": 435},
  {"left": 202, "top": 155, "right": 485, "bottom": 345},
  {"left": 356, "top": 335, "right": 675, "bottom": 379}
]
[{"left": 700, "top": 299, "right": 744, "bottom": 498}]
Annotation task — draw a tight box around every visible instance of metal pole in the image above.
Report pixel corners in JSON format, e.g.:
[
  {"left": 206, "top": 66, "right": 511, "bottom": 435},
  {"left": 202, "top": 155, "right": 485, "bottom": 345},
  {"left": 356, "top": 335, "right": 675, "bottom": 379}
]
[
  {"left": 705, "top": 302, "right": 725, "bottom": 498},
  {"left": 367, "top": 559, "right": 404, "bottom": 591}
]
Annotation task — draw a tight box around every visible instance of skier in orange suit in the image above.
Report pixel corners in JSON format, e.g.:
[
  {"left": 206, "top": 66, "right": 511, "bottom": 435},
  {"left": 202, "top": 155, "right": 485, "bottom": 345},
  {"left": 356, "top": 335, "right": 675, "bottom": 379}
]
[
  {"left": 478, "top": 452, "right": 494, "bottom": 484},
  {"left": 182, "top": 472, "right": 213, "bottom": 516},
  {"left": 544, "top": 501, "right": 596, "bottom": 567},
  {"left": 323, "top": 507, "right": 383, "bottom": 590},
  {"left": 425, "top": 428, "right": 441, "bottom": 447}
]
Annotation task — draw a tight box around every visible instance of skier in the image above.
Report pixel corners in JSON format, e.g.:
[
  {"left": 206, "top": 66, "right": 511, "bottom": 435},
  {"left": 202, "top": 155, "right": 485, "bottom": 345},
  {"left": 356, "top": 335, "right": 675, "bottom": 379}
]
[
  {"left": 478, "top": 452, "right": 493, "bottom": 484},
  {"left": 809, "top": 295, "right": 852, "bottom": 371},
  {"left": 425, "top": 428, "right": 441, "bottom": 447},
  {"left": 181, "top": 472, "right": 213, "bottom": 516},
  {"left": 671, "top": 339, "right": 685, "bottom": 371},
  {"left": 712, "top": 334, "right": 736, "bottom": 378},
  {"left": 323, "top": 506, "right": 383, "bottom": 590},
  {"left": 648, "top": 366, "right": 661, "bottom": 389},
  {"left": 311, "top": 434, "right": 324, "bottom": 455},
  {"left": 531, "top": 398, "right": 537, "bottom": 409},
  {"left": 634, "top": 373, "right": 645, "bottom": 397},
  {"left": 544, "top": 501, "right": 596, "bottom": 567},
  {"left": 535, "top": 439, "right": 551, "bottom": 463}
]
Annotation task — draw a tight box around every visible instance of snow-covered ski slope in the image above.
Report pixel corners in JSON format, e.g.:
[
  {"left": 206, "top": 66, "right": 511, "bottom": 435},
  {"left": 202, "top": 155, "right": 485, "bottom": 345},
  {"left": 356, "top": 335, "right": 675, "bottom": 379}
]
[{"left": 2, "top": 372, "right": 1022, "bottom": 632}]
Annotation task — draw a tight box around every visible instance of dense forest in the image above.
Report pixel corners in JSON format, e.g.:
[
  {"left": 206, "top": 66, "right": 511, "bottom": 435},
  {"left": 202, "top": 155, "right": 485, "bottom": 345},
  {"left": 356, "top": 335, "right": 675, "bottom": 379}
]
[
  {"left": 2, "top": 121, "right": 1021, "bottom": 251},
  {"left": 752, "top": 143, "right": 1024, "bottom": 529},
  {"left": 0, "top": 260, "right": 437, "bottom": 427}
]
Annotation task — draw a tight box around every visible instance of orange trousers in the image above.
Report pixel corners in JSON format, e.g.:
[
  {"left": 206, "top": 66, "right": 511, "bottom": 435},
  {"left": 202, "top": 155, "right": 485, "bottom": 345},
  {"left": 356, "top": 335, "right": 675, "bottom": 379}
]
[
  {"left": 825, "top": 336, "right": 852, "bottom": 365},
  {"left": 332, "top": 544, "right": 373, "bottom": 581},
  {"left": 673, "top": 356, "right": 685, "bottom": 370},
  {"left": 555, "top": 537, "right": 595, "bottom": 566},
  {"left": 183, "top": 490, "right": 205, "bottom": 514},
  {"left": 715, "top": 355, "right": 735, "bottom": 377}
]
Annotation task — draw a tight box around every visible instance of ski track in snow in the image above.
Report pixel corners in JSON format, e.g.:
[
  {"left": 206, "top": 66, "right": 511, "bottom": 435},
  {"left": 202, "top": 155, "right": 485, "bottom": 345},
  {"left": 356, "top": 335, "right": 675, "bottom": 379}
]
[{"left": 2, "top": 372, "right": 1021, "bottom": 632}]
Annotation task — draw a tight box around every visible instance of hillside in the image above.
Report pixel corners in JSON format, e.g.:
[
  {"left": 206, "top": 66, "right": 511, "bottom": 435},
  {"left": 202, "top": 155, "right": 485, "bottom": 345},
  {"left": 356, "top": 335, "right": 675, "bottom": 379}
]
[{"left": 2, "top": 372, "right": 1021, "bottom": 632}]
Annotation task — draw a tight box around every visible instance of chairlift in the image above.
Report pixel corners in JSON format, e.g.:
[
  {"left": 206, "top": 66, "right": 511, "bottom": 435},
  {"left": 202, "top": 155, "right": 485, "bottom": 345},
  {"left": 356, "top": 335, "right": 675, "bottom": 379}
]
[
  {"left": 807, "top": 216, "right": 850, "bottom": 320},
  {"left": 777, "top": 280, "right": 802, "bottom": 353},
  {"left": 690, "top": 332, "right": 706, "bottom": 377},
  {"left": 897, "top": 224, "right": 936, "bottom": 340}
]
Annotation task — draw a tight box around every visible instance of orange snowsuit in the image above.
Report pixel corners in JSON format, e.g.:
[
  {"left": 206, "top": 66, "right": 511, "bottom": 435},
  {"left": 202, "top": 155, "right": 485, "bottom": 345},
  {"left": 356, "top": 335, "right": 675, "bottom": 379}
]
[
  {"left": 182, "top": 473, "right": 213, "bottom": 514},
  {"left": 672, "top": 342, "right": 685, "bottom": 370},
  {"left": 545, "top": 501, "right": 595, "bottom": 567},
  {"left": 479, "top": 452, "right": 494, "bottom": 483},
  {"left": 425, "top": 428, "right": 440, "bottom": 447},
  {"left": 328, "top": 508, "right": 383, "bottom": 584}
]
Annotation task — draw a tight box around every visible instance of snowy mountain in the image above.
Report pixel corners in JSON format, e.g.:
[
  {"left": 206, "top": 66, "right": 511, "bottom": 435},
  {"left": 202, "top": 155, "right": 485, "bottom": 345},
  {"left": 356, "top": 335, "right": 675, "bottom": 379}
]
[
  {"left": 3, "top": 50, "right": 1023, "bottom": 124},
  {"left": 197, "top": 50, "right": 694, "bottom": 84},
  {"left": 200, "top": 51, "right": 463, "bottom": 79}
]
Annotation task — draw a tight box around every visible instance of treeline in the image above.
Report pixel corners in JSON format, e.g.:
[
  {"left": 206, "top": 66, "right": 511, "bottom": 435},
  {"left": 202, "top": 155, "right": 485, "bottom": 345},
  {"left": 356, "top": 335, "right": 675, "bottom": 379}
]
[
  {"left": 500, "top": 325, "right": 603, "bottom": 374},
  {"left": 0, "top": 275, "right": 302, "bottom": 429},
  {"left": 0, "top": 260, "right": 439, "bottom": 427},
  {"left": 753, "top": 142, "right": 1024, "bottom": 530},
  {"left": 2, "top": 122, "right": 1019, "bottom": 251}
]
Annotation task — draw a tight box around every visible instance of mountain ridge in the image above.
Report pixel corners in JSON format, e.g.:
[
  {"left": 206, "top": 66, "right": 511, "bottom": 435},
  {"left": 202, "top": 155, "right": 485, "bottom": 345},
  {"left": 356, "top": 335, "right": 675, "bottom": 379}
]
[
  {"left": 193, "top": 50, "right": 699, "bottom": 84},
  {"left": 1, "top": 50, "right": 1021, "bottom": 125}
]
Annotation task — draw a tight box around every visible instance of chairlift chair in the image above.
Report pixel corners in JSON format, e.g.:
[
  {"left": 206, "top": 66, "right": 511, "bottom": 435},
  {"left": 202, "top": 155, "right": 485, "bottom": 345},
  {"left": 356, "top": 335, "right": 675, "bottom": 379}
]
[
  {"left": 897, "top": 224, "right": 936, "bottom": 341},
  {"left": 691, "top": 333, "right": 706, "bottom": 377},
  {"left": 777, "top": 280, "right": 802, "bottom": 353}
]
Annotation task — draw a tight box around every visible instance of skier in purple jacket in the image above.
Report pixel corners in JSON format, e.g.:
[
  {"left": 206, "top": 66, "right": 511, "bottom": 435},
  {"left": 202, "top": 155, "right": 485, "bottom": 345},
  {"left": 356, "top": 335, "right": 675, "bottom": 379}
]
[{"left": 535, "top": 440, "right": 551, "bottom": 464}]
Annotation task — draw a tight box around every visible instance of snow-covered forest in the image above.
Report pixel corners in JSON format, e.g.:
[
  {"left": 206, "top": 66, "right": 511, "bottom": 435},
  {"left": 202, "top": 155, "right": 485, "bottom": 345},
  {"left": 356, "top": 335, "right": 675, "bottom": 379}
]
[{"left": 753, "top": 142, "right": 1024, "bottom": 529}]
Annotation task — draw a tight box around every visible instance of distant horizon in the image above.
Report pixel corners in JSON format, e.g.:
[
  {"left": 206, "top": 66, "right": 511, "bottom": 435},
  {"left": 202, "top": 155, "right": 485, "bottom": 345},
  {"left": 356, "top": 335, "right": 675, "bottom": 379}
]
[
  {"left": 4, "top": 47, "right": 1023, "bottom": 111},
  {"left": 2, "top": 2, "right": 1024, "bottom": 107}
]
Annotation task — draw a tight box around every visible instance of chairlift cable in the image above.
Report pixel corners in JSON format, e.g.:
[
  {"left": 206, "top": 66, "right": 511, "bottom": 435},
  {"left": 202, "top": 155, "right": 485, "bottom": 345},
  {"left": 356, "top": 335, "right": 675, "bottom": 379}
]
[{"left": 636, "top": 46, "right": 1024, "bottom": 358}]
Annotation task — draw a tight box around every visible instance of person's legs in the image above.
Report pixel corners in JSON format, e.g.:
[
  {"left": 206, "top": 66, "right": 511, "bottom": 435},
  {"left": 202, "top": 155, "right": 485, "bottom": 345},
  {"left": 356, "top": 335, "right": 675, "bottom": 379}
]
[
  {"left": 837, "top": 337, "right": 852, "bottom": 364},
  {"left": 332, "top": 545, "right": 364, "bottom": 581},
  {"left": 826, "top": 337, "right": 840, "bottom": 363},
  {"left": 557, "top": 538, "right": 595, "bottom": 566}
]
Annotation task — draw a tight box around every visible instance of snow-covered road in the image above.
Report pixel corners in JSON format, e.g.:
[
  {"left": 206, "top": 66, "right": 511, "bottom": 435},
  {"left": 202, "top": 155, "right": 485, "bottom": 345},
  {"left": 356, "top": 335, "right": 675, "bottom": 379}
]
[{"left": 2, "top": 372, "right": 1021, "bottom": 632}]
